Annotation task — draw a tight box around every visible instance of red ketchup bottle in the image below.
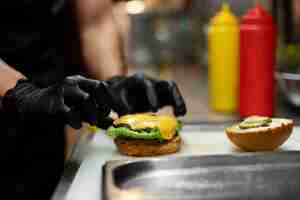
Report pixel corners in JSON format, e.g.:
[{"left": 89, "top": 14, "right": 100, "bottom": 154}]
[{"left": 239, "top": 3, "right": 277, "bottom": 117}]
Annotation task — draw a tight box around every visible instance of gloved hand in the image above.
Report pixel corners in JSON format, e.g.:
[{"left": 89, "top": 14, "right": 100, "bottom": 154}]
[
  {"left": 2, "top": 75, "right": 111, "bottom": 129},
  {"left": 2, "top": 73, "right": 186, "bottom": 130},
  {"left": 62, "top": 73, "right": 187, "bottom": 126},
  {"left": 104, "top": 73, "right": 187, "bottom": 116}
]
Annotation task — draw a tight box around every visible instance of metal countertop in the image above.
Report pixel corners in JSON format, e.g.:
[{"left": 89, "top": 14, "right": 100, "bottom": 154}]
[{"left": 51, "top": 122, "right": 300, "bottom": 200}]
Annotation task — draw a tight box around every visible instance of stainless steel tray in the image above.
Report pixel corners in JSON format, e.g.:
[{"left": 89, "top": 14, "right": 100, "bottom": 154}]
[{"left": 103, "top": 151, "right": 300, "bottom": 200}]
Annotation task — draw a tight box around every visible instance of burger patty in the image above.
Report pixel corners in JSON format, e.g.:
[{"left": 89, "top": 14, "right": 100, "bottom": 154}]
[
  {"left": 114, "top": 135, "right": 182, "bottom": 157},
  {"left": 113, "top": 123, "right": 154, "bottom": 133}
]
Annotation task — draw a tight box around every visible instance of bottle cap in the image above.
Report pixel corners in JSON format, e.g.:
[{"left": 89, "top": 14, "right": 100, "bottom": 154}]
[
  {"left": 241, "top": 3, "right": 274, "bottom": 25},
  {"left": 210, "top": 3, "right": 238, "bottom": 25}
]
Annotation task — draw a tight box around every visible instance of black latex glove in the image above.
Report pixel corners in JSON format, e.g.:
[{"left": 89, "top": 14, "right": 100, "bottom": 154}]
[
  {"left": 2, "top": 76, "right": 111, "bottom": 129},
  {"left": 62, "top": 75, "right": 112, "bottom": 129},
  {"left": 104, "top": 73, "right": 187, "bottom": 116}
]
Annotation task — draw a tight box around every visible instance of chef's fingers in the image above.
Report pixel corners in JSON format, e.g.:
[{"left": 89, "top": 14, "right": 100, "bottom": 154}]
[
  {"left": 63, "top": 83, "right": 90, "bottom": 107},
  {"left": 81, "top": 99, "right": 98, "bottom": 126},
  {"left": 47, "top": 85, "right": 71, "bottom": 114},
  {"left": 140, "top": 78, "right": 159, "bottom": 113},
  {"left": 65, "top": 75, "right": 99, "bottom": 92},
  {"left": 96, "top": 116, "right": 114, "bottom": 130},
  {"left": 94, "top": 82, "right": 112, "bottom": 115},
  {"left": 110, "top": 89, "right": 133, "bottom": 116},
  {"left": 57, "top": 101, "right": 71, "bottom": 114},
  {"left": 156, "top": 80, "right": 187, "bottom": 116},
  {"left": 64, "top": 109, "right": 83, "bottom": 129},
  {"left": 166, "top": 81, "right": 187, "bottom": 116}
]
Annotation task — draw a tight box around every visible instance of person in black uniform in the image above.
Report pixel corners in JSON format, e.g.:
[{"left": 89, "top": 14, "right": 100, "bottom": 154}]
[{"left": 0, "top": 0, "right": 187, "bottom": 199}]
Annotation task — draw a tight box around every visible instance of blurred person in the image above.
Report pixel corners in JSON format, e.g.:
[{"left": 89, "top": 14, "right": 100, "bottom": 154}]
[{"left": 0, "top": 0, "right": 187, "bottom": 199}]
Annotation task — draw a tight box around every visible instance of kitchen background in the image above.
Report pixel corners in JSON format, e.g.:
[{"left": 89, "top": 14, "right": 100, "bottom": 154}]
[{"left": 112, "top": 0, "right": 300, "bottom": 123}]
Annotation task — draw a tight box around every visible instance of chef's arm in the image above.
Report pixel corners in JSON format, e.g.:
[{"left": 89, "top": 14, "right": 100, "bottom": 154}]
[
  {"left": 0, "top": 59, "right": 25, "bottom": 97},
  {"left": 74, "top": 0, "right": 123, "bottom": 80}
]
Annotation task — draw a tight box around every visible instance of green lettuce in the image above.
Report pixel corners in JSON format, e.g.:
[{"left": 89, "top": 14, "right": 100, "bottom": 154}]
[
  {"left": 107, "top": 127, "right": 164, "bottom": 140},
  {"left": 107, "top": 120, "right": 182, "bottom": 141},
  {"left": 176, "top": 120, "right": 183, "bottom": 133}
]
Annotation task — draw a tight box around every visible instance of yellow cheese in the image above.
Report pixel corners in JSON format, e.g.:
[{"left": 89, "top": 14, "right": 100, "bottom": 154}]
[{"left": 114, "top": 114, "right": 178, "bottom": 140}]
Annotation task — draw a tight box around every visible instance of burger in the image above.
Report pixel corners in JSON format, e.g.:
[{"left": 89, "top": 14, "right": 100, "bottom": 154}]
[{"left": 107, "top": 113, "right": 183, "bottom": 156}]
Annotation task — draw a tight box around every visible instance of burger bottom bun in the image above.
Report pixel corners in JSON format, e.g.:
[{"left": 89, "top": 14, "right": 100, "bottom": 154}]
[{"left": 114, "top": 135, "right": 182, "bottom": 157}]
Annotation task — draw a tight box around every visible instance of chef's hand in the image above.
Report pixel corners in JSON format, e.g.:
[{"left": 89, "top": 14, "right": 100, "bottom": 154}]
[
  {"left": 104, "top": 73, "right": 187, "bottom": 116},
  {"left": 1, "top": 76, "right": 112, "bottom": 129}
]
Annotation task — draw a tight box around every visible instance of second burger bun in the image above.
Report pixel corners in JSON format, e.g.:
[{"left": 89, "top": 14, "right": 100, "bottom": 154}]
[
  {"left": 114, "top": 135, "right": 182, "bottom": 157},
  {"left": 226, "top": 117, "right": 294, "bottom": 151}
]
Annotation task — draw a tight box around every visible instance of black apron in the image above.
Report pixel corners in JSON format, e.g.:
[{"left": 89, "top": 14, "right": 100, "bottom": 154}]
[
  {"left": 0, "top": 0, "right": 84, "bottom": 87},
  {"left": 0, "top": 1, "right": 82, "bottom": 199}
]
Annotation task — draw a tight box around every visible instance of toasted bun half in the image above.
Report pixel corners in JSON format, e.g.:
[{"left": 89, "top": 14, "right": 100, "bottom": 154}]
[
  {"left": 226, "top": 119, "right": 294, "bottom": 151},
  {"left": 114, "top": 135, "right": 182, "bottom": 157}
]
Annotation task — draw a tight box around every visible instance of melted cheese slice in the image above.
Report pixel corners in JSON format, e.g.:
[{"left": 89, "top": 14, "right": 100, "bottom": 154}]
[{"left": 114, "top": 114, "right": 178, "bottom": 140}]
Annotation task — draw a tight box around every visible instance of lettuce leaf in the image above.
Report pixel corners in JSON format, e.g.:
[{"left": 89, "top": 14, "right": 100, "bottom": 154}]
[
  {"left": 107, "top": 120, "right": 182, "bottom": 141},
  {"left": 176, "top": 120, "right": 183, "bottom": 133},
  {"left": 107, "top": 127, "right": 164, "bottom": 140}
]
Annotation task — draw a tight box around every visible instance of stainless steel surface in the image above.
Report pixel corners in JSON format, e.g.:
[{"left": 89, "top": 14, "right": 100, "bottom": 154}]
[
  {"left": 51, "top": 123, "right": 232, "bottom": 199},
  {"left": 51, "top": 129, "right": 95, "bottom": 200},
  {"left": 52, "top": 124, "right": 300, "bottom": 200},
  {"left": 51, "top": 161, "right": 81, "bottom": 200},
  {"left": 49, "top": 90, "right": 300, "bottom": 198},
  {"left": 103, "top": 151, "right": 300, "bottom": 200}
]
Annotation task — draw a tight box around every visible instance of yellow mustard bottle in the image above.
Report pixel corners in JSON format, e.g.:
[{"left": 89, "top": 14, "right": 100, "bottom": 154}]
[{"left": 208, "top": 3, "right": 239, "bottom": 113}]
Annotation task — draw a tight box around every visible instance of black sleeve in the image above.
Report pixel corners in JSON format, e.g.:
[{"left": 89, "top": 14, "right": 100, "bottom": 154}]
[
  {"left": 0, "top": 0, "right": 55, "bottom": 10},
  {"left": 0, "top": 109, "right": 66, "bottom": 200}
]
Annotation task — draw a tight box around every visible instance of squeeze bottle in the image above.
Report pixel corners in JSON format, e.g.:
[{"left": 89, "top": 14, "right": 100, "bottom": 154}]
[
  {"left": 208, "top": 3, "right": 239, "bottom": 113},
  {"left": 239, "top": 3, "right": 277, "bottom": 117}
]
